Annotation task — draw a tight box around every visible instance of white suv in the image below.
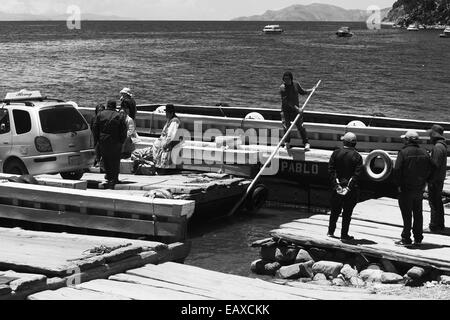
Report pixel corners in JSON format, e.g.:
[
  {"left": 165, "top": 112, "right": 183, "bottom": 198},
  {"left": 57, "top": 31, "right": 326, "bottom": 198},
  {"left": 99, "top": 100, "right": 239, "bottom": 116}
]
[{"left": 0, "top": 90, "right": 96, "bottom": 179}]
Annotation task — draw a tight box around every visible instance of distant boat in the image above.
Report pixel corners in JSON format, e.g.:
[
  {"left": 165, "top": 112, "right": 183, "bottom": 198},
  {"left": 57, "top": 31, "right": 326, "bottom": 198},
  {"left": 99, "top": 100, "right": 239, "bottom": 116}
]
[
  {"left": 262, "top": 25, "right": 284, "bottom": 34},
  {"left": 336, "top": 26, "right": 353, "bottom": 37},
  {"left": 439, "top": 26, "right": 450, "bottom": 38},
  {"left": 406, "top": 24, "right": 419, "bottom": 31}
]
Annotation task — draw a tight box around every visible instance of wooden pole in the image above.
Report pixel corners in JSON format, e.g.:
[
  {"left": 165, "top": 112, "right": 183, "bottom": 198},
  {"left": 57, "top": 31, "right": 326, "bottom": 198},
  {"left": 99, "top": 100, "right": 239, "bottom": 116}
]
[{"left": 226, "top": 80, "right": 322, "bottom": 218}]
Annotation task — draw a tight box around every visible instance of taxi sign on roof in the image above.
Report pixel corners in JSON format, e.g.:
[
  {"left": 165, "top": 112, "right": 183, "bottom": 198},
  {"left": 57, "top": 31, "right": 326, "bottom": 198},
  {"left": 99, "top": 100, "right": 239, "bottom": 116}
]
[{"left": 4, "top": 90, "right": 43, "bottom": 101}]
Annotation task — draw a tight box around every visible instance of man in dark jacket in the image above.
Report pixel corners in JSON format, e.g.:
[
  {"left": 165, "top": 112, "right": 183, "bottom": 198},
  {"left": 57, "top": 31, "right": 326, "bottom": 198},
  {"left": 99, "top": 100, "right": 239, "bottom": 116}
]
[
  {"left": 327, "top": 132, "right": 363, "bottom": 241},
  {"left": 120, "top": 88, "right": 137, "bottom": 120},
  {"left": 93, "top": 100, "right": 127, "bottom": 189},
  {"left": 427, "top": 124, "right": 448, "bottom": 232},
  {"left": 280, "top": 71, "right": 313, "bottom": 151},
  {"left": 393, "top": 130, "right": 433, "bottom": 246}
]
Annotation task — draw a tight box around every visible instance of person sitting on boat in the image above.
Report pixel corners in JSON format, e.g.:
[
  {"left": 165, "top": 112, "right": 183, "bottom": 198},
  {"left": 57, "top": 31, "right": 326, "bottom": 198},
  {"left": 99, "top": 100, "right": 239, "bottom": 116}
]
[
  {"left": 327, "top": 132, "right": 363, "bottom": 241},
  {"left": 120, "top": 87, "right": 137, "bottom": 120},
  {"left": 279, "top": 71, "right": 313, "bottom": 151},
  {"left": 393, "top": 130, "right": 433, "bottom": 246},
  {"left": 131, "top": 104, "right": 182, "bottom": 172}
]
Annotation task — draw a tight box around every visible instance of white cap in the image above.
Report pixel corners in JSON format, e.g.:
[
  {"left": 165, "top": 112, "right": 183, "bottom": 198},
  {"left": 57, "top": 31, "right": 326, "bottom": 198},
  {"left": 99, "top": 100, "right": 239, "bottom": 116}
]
[
  {"left": 120, "top": 87, "right": 133, "bottom": 96},
  {"left": 400, "top": 130, "right": 419, "bottom": 140}
]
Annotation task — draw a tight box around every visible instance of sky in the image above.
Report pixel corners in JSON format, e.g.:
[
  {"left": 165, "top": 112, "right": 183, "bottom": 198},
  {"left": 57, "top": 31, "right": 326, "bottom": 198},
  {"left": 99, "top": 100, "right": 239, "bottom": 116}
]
[{"left": 0, "top": 0, "right": 397, "bottom": 20}]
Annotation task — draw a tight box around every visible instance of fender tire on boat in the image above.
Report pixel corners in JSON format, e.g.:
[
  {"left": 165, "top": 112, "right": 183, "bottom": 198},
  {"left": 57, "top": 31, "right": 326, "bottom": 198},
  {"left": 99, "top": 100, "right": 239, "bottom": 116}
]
[
  {"left": 244, "top": 112, "right": 264, "bottom": 121},
  {"left": 245, "top": 184, "right": 269, "bottom": 214},
  {"left": 364, "top": 150, "right": 393, "bottom": 182}
]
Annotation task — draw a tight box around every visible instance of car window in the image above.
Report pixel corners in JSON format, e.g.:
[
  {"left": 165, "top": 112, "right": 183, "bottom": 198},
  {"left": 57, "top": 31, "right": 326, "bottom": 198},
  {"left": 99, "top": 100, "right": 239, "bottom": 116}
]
[
  {"left": 39, "top": 105, "right": 88, "bottom": 134},
  {"left": 0, "top": 109, "right": 10, "bottom": 134},
  {"left": 13, "top": 110, "right": 32, "bottom": 135}
]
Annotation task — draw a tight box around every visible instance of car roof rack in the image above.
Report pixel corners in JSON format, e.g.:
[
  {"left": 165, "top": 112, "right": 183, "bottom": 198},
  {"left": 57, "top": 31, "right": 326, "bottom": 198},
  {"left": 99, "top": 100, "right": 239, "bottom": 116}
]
[
  {"left": 0, "top": 97, "right": 66, "bottom": 105},
  {"left": 1, "top": 90, "right": 65, "bottom": 105}
]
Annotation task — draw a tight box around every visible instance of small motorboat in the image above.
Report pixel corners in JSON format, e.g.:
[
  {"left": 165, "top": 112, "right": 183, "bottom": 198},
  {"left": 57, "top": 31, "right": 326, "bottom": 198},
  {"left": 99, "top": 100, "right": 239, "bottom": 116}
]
[
  {"left": 406, "top": 24, "right": 419, "bottom": 31},
  {"left": 262, "top": 25, "right": 284, "bottom": 34},
  {"left": 439, "top": 26, "right": 450, "bottom": 38},
  {"left": 336, "top": 27, "right": 353, "bottom": 37}
]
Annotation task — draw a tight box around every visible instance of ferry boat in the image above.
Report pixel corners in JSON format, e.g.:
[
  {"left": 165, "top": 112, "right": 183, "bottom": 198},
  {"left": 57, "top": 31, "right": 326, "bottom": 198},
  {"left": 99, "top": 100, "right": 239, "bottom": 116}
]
[
  {"left": 336, "top": 27, "right": 353, "bottom": 37},
  {"left": 406, "top": 24, "right": 419, "bottom": 31},
  {"left": 440, "top": 26, "right": 450, "bottom": 38},
  {"left": 262, "top": 25, "right": 284, "bottom": 34}
]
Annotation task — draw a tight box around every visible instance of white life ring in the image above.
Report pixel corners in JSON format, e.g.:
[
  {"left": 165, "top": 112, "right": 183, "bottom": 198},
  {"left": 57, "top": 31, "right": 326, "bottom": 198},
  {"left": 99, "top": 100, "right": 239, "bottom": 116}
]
[
  {"left": 364, "top": 150, "right": 393, "bottom": 182},
  {"left": 347, "top": 120, "right": 366, "bottom": 128},
  {"left": 155, "top": 105, "right": 166, "bottom": 114},
  {"left": 245, "top": 112, "right": 264, "bottom": 120}
]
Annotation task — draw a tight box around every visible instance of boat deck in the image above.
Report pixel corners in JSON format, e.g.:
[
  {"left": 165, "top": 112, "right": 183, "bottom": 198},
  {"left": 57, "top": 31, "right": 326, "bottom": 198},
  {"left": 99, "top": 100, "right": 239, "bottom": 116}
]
[
  {"left": 28, "top": 262, "right": 400, "bottom": 300},
  {"left": 0, "top": 227, "right": 189, "bottom": 300},
  {"left": 270, "top": 198, "right": 450, "bottom": 272}
]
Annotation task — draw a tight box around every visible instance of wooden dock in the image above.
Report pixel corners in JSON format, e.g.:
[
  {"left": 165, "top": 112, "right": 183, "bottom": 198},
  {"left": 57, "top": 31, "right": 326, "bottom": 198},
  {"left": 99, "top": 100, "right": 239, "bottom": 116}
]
[
  {"left": 27, "top": 262, "right": 399, "bottom": 300},
  {"left": 0, "top": 227, "right": 190, "bottom": 300},
  {"left": 270, "top": 197, "right": 450, "bottom": 272}
]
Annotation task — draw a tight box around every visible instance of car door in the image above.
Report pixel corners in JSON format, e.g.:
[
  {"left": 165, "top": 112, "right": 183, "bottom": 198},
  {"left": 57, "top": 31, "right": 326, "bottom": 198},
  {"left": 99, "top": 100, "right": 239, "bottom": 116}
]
[{"left": 0, "top": 108, "right": 12, "bottom": 170}]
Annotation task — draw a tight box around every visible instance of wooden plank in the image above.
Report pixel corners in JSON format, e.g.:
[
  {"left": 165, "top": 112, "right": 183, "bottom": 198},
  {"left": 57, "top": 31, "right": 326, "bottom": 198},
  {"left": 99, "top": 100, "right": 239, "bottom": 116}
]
[
  {"left": 78, "top": 279, "right": 209, "bottom": 300},
  {"left": 0, "top": 173, "right": 87, "bottom": 190},
  {"left": 0, "top": 182, "right": 195, "bottom": 219},
  {"left": 28, "top": 287, "right": 132, "bottom": 300},
  {"left": 0, "top": 271, "right": 47, "bottom": 293},
  {"left": 0, "top": 204, "right": 181, "bottom": 238}
]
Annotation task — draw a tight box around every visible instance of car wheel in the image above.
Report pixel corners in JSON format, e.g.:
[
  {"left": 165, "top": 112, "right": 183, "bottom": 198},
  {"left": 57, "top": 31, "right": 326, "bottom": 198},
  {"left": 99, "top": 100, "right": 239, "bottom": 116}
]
[
  {"left": 60, "top": 170, "right": 84, "bottom": 180},
  {"left": 4, "top": 159, "right": 29, "bottom": 175}
]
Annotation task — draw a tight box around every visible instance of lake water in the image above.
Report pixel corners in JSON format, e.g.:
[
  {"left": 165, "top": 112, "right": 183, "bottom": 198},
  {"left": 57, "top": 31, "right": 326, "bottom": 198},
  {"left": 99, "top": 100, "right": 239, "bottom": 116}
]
[{"left": 1, "top": 20, "right": 449, "bottom": 276}]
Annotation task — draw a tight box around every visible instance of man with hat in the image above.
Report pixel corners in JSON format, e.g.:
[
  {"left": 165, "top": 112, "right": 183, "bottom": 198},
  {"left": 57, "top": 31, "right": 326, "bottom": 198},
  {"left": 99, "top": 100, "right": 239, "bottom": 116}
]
[
  {"left": 427, "top": 124, "right": 447, "bottom": 232},
  {"left": 327, "top": 132, "right": 363, "bottom": 241},
  {"left": 393, "top": 130, "right": 433, "bottom": 246},
  {"left": 120, "top": 88, "right": 137, "bottom": 120}
]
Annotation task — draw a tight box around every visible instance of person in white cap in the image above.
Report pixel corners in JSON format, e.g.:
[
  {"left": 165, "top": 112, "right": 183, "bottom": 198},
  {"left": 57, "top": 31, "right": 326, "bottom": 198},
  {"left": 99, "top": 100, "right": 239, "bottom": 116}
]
[
  {"left": 120, "top": 88, "right": 137, "bottom": 120},
  {"left": 393, "top": 130, "right": 433, "bottom": 246},
  {"left": 327, "top": 132, "right": 363, "bottom": 241}
]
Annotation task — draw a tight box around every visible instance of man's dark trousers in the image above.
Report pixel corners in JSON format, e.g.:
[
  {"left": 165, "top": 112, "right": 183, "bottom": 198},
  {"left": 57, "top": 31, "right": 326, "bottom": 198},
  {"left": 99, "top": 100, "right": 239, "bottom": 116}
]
[
  {"left": 100, "top": 143, "right": 122, "bottom": 185},
  {"left": 428, "top": 181, "right": 445, "bottom": 230},
  {"left": 398, "top": 190, "right": 424, "bottom": 243},
  {"left": 328, "top": 190, "right": 358, "bottom": 237},
  {"left": 281, "top": 111, "right": 308, "bottom": 144}
]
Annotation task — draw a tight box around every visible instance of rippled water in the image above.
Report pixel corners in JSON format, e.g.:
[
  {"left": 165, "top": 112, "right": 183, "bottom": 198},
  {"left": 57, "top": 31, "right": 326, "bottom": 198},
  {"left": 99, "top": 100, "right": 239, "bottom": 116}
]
[{"left": 1, "top": 21, "right": 449, "bottom": 276}]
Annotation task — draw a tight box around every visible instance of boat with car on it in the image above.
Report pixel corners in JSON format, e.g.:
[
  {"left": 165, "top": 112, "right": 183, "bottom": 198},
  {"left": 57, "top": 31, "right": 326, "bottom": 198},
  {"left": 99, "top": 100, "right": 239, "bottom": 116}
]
[
  {"left": 262, "top": 25, "right": 284, "bottom": 34},
  {"left": 439, "top": 26, "right": 450, "bottom": 38},
  {"left": 336, "top": 27, "right": 353, "bottom": 37},
  {"left": 406, "top": 24, "right": 419, "bottom": 31}
]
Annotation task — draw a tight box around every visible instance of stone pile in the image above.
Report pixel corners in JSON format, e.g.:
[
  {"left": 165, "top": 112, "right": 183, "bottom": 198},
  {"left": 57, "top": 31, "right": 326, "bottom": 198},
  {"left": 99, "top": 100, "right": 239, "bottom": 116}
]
[{"left": 251, "top": 238, "right": 450, "bottom": 288}]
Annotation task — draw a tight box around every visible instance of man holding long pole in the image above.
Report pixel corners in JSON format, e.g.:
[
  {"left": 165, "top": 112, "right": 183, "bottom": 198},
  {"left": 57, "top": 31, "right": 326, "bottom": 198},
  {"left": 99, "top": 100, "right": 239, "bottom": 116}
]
[{"left": 227, "top": 79, "right": 321, "bottom": 217}]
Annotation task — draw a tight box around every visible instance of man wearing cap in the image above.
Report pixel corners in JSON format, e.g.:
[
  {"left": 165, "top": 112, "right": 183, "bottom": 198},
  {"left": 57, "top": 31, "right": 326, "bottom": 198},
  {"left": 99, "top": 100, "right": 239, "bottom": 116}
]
[
  {"left": 92, "top": 100, "right": 127, "bottom": 189},
  {"left": 393, "top": 130, "right": 433, "bottom": 246},
  {"left": 120, "top": 88, "right": 137, "bottom": 120},
  {"left": 427, "top": 124, "right": 447, "bottom": 232},
  {"left": 327, "top": 132, "right": 363, "bottom": 241},
  {"left": 279, "top": 71, "right": 313, "bottom": 151}
]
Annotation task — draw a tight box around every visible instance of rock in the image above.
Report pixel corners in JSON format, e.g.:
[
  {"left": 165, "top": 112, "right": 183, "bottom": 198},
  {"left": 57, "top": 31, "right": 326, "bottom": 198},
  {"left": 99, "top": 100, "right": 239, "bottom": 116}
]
[
  {"left": 407, "top": 267, "right": 426, "bottom": 280},
  {"left": 350, "top": 277, "right": 365, "bottom": 287},
  {"left": 298, "top": 261, "right": 315, "bottom": 278},
  {"left": 252, "top": 238, "right": 277, "bottom": 248},
  {"left": 312, "top": 261, "right": 343, "bottom": 278},
  {"left": 439, "top": 275, "right": 450, "bottom": 285},
  {"left": 404, "top": 275, "right": 424, "bottom": 287},
  {"left": 332, "top": 277, "right": 347, "bottom": 286},
  {"left": 381, "top": 272, "right": 404, "bottom": 284},
  {"left": 340, "top": 264, "right": 358, "bottom": 280},
  {"left": 275, "top": 247, "right": 299, "bottom": 264},
  {"left": 313, "top": 279, "right": 332, "bottom": 286},
  {"left": 309, "top": 248, "right": 328, "bottom": 261},
  {"left": 313, "top": 273, "right": 327, "bottom": 281},
  {"left": 295, "top": 249, "right": 313, "bottom": 263},
  {"left": 276, "top": 263, "right": 302, "bottom": 279},
  {"left": 380, "top": 259, "right": 399, "bottom": 274},
  {"left": 359, "top": 269, "right": 383, "bottom": 283},
  {"left": 264, "top": 262, "right": 281, "bottom": 276},
  {"left": 367, "top": 263, "right": 382, "bottom": 270},
  {"left": 298, "top": 278, "right": 313, "bottom": 283},
  {"left": 251, "top": 259, "right": 268, "bottom": 275}
]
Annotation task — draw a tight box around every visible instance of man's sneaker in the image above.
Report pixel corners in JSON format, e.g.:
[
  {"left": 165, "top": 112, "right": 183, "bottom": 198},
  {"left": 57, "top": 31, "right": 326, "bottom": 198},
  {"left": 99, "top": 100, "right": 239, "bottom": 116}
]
[
  {"left": 340, "top": 235, "right": 354, "bottom": 241},
  {"left": 304, "top": 143, "right": 311, "bottom": 151},
  {"left": 414, "top": 239, "right": 422, "bottom": 246},
  {"left": 395, "top": 239, "right": 412, "bottom": 247}
]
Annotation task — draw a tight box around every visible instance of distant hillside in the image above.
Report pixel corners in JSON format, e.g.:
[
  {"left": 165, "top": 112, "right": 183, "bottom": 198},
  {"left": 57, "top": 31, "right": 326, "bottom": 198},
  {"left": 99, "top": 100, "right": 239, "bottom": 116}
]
[
  {"left": 233, "top": 3, "right": 391, "bottom": 21},
  {"left": 386, "top": 0, "right": 450, "bottom": 25},
  {"left": 0, "top": 11, "right": 129, "bottom": 21}
]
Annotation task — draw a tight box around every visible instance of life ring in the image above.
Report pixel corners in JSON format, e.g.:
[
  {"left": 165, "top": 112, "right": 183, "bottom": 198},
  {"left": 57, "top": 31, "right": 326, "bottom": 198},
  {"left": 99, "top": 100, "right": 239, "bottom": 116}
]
[
  {"left": 364, "top": 150, "right": 393, "bottom": 182},
  {"left": 245, "top": 184, "right": 269, "bottom": 213},
  {"left": 155, "top": 106, "right": 166, "bottom": 114},
  {"left": 347, "top": 120, "right": 366, "bottom": 128},
  {"left": 245, "top": 112, "right": 264, "bottom": 121}
]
